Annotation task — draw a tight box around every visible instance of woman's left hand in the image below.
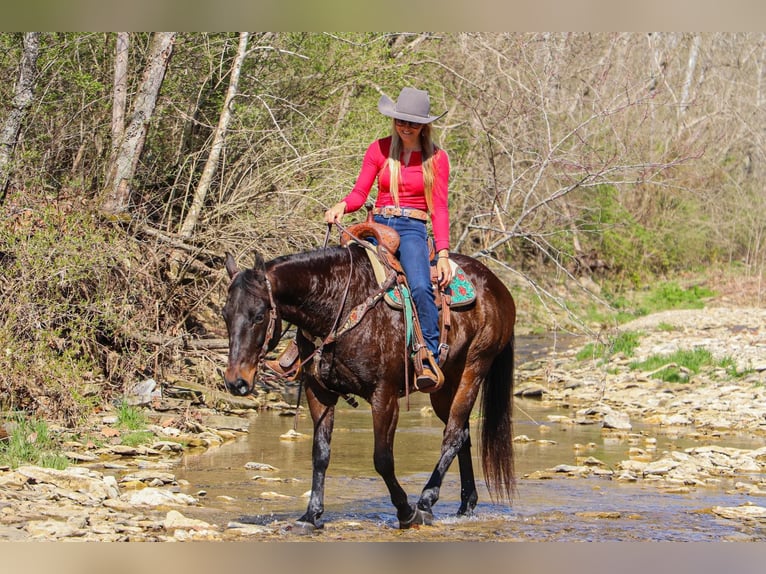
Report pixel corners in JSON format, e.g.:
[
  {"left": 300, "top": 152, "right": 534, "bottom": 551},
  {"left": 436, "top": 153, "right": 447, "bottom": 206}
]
[{"left": 436, "top": 256, "right": 452, "bottom": 288}]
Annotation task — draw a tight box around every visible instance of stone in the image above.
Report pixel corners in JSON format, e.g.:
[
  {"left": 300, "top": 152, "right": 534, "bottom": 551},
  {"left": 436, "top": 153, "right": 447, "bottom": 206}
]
[{"left": 163, "top": 510, "right": 216, "bottom": 531}]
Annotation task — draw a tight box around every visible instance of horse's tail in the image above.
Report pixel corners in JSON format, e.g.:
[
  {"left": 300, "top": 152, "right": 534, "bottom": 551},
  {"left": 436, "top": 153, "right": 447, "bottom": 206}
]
[{"left": 480, "top": 333, "right": 515, "bottom": 502}]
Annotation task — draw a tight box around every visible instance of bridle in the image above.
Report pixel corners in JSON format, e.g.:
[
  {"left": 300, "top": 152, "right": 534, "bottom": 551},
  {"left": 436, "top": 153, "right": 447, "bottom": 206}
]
[{"left": 226, "top": 222, "right": 397, "bottom": 402}]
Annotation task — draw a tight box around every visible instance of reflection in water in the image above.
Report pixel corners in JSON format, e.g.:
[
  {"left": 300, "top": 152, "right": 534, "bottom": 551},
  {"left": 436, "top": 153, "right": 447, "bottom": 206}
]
[{"left": 174, "top": 335, "right": 764, "bottom": 541}]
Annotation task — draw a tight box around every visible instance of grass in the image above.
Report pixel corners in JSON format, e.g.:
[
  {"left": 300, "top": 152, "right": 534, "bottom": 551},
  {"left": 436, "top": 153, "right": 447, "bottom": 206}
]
[
  {"left": 120, "top": 430, "right": 156, "bottom": 447},
  {"left": 116, "top": 402, "right": 156, "bottom": 447},
  {"left": 116, "top": 402, "right": 148, "bottom": 431},
  {"left": 585, "top": 280, "right": 718, "bottom": 326},
  {"left": 0, "top": 415, "right": 69, "bottom": 469},
  {"left": 629, "top": 348, "right": 749, "bottom": 382},
  {"left": 576, "top": 330, "right": 641, "bottom": 363}
]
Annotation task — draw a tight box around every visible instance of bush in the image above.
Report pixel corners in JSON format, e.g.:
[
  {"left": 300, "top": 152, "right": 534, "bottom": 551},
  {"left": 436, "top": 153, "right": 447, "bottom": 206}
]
[{"left": 0, "top": 204, "right": 157, "bottom": 424}]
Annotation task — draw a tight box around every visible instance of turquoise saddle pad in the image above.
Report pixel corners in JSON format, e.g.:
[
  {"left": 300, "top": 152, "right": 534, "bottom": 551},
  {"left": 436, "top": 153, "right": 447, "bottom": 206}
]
[{"left": 384, "top": 265, "right": 476, "bottom": 309}]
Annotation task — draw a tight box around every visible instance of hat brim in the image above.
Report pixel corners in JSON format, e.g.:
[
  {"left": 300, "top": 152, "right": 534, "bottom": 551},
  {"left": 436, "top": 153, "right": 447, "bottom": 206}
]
[{"left": 377, "top": 94, "right": 446, "bottom": 124}]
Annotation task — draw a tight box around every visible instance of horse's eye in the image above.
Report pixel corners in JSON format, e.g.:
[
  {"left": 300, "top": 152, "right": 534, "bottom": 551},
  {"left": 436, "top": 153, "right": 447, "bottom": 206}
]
[{"left": 252, "top": 313, "right": 265, "bottom": 325}]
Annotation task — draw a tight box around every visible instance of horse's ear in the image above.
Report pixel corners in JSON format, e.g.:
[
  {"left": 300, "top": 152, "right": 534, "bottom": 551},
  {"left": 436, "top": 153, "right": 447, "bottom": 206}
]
[
  {"left": 253, "top": 251, "right": 266, "bottom": 273},
  {"left": 224, "top": 252, "right": 239, "bottom": 279}
]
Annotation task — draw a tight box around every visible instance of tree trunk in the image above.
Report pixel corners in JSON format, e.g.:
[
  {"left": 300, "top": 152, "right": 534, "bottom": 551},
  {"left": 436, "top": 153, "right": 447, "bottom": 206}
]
[
  {"left": 0, "top": 32, "right": 40, "bottom": 206},
  {"left": 680, "top": 33, "right": 701, "bottom": 116},
  {"left": 179, "top": 32, "right": 249, "bottom": 238},
  {"left": 111, "top": 32, "right": 129, "bottom": 154},
  {"left": 101, "top": 32, "right": 176, "bottom": 217}
]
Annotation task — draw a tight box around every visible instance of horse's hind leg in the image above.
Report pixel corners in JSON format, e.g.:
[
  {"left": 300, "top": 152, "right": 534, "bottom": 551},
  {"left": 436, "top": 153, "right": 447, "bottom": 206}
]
[
  {"left": 417, "top": 374, "right": 483, "bottom": 517},
  {"left": 456, "top": 436, "right": 478, "bottom": 516},
  {"left": 416, "top": 419, "right": 471, "bottom": 516}
]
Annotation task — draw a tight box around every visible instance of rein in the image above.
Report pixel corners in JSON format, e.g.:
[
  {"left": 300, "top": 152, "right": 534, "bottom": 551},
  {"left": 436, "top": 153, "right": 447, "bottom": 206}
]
[
  {"left": 281, "top": 223, "right": 393, "bottom": 415},
  {"left": 231, "top": 222, "right": 398, "bottom": 414}
]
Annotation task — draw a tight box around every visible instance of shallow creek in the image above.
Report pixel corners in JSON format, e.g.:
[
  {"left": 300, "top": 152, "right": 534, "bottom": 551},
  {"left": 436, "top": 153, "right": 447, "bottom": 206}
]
[{"left": 173, "top": 335, "right": 766, "bottom": 541}]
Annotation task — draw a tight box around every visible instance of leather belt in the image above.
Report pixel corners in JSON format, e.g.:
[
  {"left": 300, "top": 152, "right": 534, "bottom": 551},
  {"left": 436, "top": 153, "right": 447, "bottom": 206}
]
[{"left": 372, "top": 206, "right": 429, "bottom": 221}]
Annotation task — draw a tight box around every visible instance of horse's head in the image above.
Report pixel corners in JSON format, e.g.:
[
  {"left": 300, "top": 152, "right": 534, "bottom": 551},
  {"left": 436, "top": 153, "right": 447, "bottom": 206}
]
[{"left": 221, "top": 252, "right": 281, "bottom": 396}]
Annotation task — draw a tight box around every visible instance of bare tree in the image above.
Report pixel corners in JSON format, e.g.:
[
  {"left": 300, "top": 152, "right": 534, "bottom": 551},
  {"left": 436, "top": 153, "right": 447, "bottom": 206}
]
[
  {"left": 679, "top": 33, "right": 701, "bottom": 118},
  {"left": 0, "top": 32, "right": 40, "bottom": 206},
  {"left": 101, "top": 32, "right": 176, "bottom": 217},
  {"left": 179, "top": 32, "right": 249, "bottom": 238},
  {"left": 111, "top": 32, "right": 129, "bottom": 154}
]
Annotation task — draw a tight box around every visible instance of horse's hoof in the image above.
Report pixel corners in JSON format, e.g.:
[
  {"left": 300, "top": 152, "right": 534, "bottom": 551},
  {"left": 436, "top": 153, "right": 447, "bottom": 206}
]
[
  {"left": 291, "top": 520, "right": 318, "bottom": 535},
  {"left": 398, "top": 507, "right": 434, "bottom": 529}
]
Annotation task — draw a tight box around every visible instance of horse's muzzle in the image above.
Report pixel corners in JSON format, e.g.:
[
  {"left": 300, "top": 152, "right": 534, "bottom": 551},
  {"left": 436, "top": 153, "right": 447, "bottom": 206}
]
[{"left": 227, "top": 377, "right": 252, "bottom": 396}]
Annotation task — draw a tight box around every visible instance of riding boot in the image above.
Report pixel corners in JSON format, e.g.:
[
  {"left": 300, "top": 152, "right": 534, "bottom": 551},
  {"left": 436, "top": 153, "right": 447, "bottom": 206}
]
[
  {"left": 263, "top": 338, "right": 300, "bottom": 380},
  {"left": 413, "top": 347, "right": 444, "bottom": 393}
]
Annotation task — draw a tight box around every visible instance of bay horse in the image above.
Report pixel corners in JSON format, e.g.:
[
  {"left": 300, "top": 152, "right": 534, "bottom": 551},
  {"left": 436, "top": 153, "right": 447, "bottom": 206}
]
[{"left": 222, "top": 238, "right": 516, "bottom": 529}]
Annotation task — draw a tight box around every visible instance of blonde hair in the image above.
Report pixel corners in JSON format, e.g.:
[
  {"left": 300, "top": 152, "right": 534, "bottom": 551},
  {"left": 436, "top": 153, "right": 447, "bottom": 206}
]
[{"left": 387, "top": 120, "right": 439, "bottom": 213}]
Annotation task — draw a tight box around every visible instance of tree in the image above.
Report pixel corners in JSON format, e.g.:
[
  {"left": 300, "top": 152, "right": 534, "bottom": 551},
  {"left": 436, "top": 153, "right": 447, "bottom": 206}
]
[
  {"left": 111, "top": 32, "right": 129, "bottom": 155},
  {"left": 178, "top": 32, "right": 249, "bottom": 238},
  {"left": 0, "top": 32, "right": 40, "bottom": 205},
  {"left": 101, "top": 32, "right": 176, "bottom": 217}
]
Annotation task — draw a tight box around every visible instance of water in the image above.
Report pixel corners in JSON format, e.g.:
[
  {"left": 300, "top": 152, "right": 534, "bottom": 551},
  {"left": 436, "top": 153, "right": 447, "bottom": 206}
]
[{"left": 173, "top": 336, "right": 766, "bottom": 541}]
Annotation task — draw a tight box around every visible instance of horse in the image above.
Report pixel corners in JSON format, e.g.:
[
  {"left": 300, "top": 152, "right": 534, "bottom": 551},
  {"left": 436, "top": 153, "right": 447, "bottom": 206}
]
[{"left": 221, "top": 237, "right": 516, "bottom": 530}]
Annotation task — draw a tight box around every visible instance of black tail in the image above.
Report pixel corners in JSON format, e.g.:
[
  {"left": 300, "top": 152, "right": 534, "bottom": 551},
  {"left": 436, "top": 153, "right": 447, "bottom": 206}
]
[{"left": 480, "top": 334, "right": 515, "bottom": 502}]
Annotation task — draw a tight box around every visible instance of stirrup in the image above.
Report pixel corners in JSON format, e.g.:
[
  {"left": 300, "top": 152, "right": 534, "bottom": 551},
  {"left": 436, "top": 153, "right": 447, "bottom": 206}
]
[{"left": 414, "top": 351, "right": 444, "bottom": 393}]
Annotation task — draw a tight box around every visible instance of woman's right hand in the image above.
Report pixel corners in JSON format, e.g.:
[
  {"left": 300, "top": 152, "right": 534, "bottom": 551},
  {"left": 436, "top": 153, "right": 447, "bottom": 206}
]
[{"left": 324, "top": 201, "right": 347, "bottom": 224}]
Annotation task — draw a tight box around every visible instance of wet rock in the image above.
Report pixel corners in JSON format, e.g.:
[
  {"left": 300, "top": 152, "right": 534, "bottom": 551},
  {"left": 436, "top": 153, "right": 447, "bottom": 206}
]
[
  {"left": 603, "top": 411, "right": 632, "bottom": 430},
  {"left": 576, "top": 511, "right": 621, "bottom": 519},
  {"left": 279, "top": 429, "right": 308, "bottom": 441},
  {"left": 120, "top": 470, "right": 176, "bottom": 485},
  {"left": 245, "top": 462, "right": 279, "bottom": 471},
  {"left": 259, "top": 491, "right": 293, "bottom": 500},
  {"left": 515, "top": 385, "right": 547, "bottom": 398},
  {"left": 712, "top": 504, "right": 766, "bottom": 521}
]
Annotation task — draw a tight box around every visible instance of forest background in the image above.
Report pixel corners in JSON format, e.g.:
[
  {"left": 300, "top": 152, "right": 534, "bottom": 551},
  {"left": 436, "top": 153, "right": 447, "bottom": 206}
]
[{"left": 1, "top": 32, "right": 764, "bottom": 425}]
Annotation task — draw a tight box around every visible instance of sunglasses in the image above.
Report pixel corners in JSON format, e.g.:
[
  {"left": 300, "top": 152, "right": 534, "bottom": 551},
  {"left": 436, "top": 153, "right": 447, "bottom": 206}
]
[{"left": 394, "top": 119, "right": 424, "bottom": 128}]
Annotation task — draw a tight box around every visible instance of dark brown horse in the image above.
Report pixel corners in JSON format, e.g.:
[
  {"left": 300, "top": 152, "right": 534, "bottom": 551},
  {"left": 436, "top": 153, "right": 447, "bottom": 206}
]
[{"left": 222, "top": 241, "right": 516, "bottom": 529}]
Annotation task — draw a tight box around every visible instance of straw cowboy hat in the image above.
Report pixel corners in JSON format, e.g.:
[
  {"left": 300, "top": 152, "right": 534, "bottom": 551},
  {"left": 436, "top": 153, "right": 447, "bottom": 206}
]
[{"left": 377, "top": 87, "right": 446, "bottom": 124}]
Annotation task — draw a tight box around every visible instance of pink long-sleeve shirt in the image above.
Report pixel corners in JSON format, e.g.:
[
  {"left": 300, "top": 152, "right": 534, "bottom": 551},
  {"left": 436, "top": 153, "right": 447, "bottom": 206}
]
[{"left": 341, "top": 136, "right": 451, "bottom": 252}]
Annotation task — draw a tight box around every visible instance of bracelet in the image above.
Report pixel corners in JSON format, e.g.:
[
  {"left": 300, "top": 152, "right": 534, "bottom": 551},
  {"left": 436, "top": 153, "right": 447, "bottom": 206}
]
[{"left": 438, "top": 254, "right": 450, "bottom": 259}]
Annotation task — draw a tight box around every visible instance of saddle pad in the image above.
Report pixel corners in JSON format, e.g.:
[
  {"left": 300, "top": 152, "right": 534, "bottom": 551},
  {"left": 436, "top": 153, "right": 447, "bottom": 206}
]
[{"left": 384, "top": 263, "right": 476, "bottom": 309}]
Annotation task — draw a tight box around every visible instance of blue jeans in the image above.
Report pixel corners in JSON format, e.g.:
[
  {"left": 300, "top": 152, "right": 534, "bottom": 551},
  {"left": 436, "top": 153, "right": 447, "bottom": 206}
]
[{"left": 373, "top": 214, "right": 440, "bottom": 358}]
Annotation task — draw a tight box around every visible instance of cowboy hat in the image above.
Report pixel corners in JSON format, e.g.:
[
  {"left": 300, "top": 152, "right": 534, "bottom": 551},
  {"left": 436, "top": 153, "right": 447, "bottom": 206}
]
[{"left": 377, "top": 87, "right": 446, "bottom": 124}]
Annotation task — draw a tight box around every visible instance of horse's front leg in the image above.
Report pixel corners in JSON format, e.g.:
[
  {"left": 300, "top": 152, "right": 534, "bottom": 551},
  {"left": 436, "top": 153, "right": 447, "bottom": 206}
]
[
  {"left": 297, "top": 383, "right": 337, "bottom": 530},
  {"left": 371, "top": 391, "right": 430, "bottom": 529}
]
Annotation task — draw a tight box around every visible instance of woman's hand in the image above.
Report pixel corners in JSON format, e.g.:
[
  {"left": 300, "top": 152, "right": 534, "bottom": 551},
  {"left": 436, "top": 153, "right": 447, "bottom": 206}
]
[
  {"left": 436, "top": 252, "right": 452, "bottom": 288},
  {"left": 324, "top": 201, "right": 347, "bottom": 224}
]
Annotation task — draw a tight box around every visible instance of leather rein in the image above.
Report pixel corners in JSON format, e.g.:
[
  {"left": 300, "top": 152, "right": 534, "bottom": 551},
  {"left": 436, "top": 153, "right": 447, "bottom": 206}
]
[{"left": 235, "top": 223, "right": 397, "bottom": 405}]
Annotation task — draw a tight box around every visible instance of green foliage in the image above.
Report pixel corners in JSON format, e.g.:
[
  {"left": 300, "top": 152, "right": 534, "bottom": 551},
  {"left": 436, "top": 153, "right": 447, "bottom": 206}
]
[
  {"left": 587, "top": 280, "right": 717, "bottom": 327},
  {"left": 116, "top": 403, "right": 147, "bottom": 431},
  {"left": 629, "top": 348, "right": 744, "bottom": 382},
  {"left": 576, "top": 330, "right": 641, "bottom": 362},
  {"left": 644, "top": 282, "right": 714, "bottom": 311},
  {"left": 575, "top": 185, "right": 660, "bottom": 283},
  {"left": 120, "top": 430, "right": 155, "bottom": 447},
  {"left": 0, "top": 415, "right": 69, "bottom": 469}
]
